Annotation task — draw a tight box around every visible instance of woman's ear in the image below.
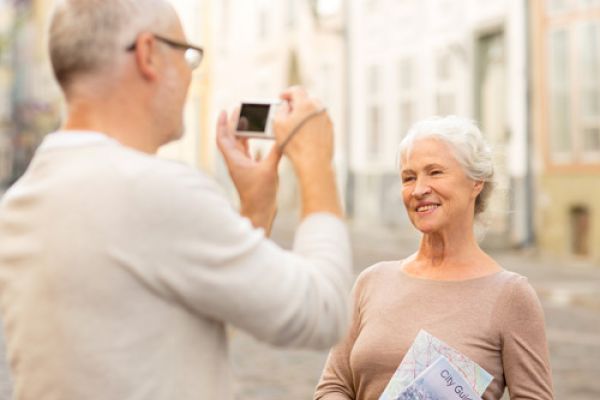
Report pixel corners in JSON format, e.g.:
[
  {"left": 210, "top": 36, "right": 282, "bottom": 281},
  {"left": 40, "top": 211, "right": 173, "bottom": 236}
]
[{"left": 473, "top": 180, "right": 484, "bottom": 197}]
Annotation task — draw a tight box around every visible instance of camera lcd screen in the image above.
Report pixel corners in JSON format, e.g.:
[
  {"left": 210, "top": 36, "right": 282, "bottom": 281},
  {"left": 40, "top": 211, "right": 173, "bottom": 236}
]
[{"left": 237, "top": 103, "right": 271, "bottom": 133}]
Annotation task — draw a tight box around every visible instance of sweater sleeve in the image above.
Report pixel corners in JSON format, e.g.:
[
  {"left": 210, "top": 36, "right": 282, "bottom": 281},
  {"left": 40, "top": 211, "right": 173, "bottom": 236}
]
[
  {"left": 313, "top": 273, "right": 367, "bottom": 400},
  {"left": 117, "top": 164, "right": 353, "bottom": 350},
  {"left": 495, "top": 276, "right": 554, "bottom": 399}
]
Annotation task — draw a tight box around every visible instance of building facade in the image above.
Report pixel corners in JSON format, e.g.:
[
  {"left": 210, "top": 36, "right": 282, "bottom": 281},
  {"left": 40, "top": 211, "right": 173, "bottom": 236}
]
[
  {"left": 531, "top": 0, "right": 600, "bottom": 263},
  {"left": 0, "top": 0, "right": 15, "bottom": 190},
  {"left": 347, "top": 0, "right": 532, "bottom": 248},
  {"left": 0, "top": 0, "right": 61, "bottom": 192}
]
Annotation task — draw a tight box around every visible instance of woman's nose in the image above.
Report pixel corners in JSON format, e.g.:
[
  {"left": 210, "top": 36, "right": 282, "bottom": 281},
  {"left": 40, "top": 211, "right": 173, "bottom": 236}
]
[{"left": 412, "top": 178, "right": 432, "bottom": 198}]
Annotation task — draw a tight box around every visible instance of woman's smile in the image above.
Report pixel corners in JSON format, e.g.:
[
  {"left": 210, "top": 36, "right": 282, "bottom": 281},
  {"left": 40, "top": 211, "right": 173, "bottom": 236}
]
[{"left": 415, "top": 202, "right": 441, "bottom": 214}]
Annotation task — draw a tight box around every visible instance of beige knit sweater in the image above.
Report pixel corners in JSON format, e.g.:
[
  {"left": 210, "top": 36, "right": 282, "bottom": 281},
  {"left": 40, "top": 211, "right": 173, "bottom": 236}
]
[
  {"left": 315, "top": 261, "right": 554, "bottom": 400},
  {"left": 0, "top": 132, "right": 353, "bottom": 400}
]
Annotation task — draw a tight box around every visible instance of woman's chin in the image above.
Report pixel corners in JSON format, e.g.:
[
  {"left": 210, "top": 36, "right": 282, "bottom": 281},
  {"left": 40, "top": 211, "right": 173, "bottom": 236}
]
[
  {"left": 417, "top": 227, "right": 438, "bottom": 235},
  {"left": 411, "top": 221, "right": 442, "bottom": 235}
]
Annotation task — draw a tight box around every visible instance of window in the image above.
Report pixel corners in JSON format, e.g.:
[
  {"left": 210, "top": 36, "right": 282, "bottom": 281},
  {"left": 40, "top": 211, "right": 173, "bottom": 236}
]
[
  {"left": 287, "top": 0, "right": 296, "bottom": 29},
  {"left": 398, "top": 57, "right": 415, "bottom": 138},
  {"left": 220, "top": 0, "right": 229, "bottom": 36},
  {"left": 366, "top": 65, "right": 382, "bottom": 158},
  {"left": 549, "top": 29, "right": 572, "bottom": 158},
  {"left": 546, "top": 20, "right": 600, "bottom": 164},
  {"left": 548, "top": 0, "right": 570, "bottom": 13},
  {"left": 316, "top": 0, "right": 342, "bottom": 17},
  {"left": 364, "top": 0, "right": 381, "bottom": 13},
  {"left": 580, "top": 22, "right": 600, "bottom": 159},
  {"left": 579, "top": 0, "right": 600, "bottom": 8},
  {"left": 548, "top": 0, "right": 600, "bottom": 14},
  {"left": 258, "top": 7, "right": 268, "bottom": 39},
  {"left": 368, "top": 106, "right": 381, "bottom": 156},
  {"left": 400, "top": 101, "right": 413, "bottom": 136},
  {"left": 435, "top": 52, "right": 455, "bottom": 115}
]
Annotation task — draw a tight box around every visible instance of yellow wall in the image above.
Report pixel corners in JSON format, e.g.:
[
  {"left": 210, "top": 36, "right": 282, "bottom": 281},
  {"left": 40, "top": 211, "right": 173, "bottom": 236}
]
[
  {"left": 537, "top": 174, "right": 600, "bottom": 264},
  {"left": 530, "top": 0, "right": 600, "bottom": 266}
]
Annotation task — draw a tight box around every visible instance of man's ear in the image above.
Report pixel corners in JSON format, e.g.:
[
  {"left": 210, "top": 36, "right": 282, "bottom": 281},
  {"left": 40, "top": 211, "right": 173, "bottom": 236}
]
[{"left": 133, "top": 32, "right": 159, "bottom": 81}]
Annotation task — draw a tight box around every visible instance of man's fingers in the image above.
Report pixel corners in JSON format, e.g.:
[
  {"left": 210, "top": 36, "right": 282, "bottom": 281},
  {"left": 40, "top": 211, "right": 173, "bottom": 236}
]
[
  {"left": 217, "top": 110, "right": 228, "bottom": 132},
  {"left": 237, "top": 136, "right": 250, "bottom": 156},
  {"left": 275, "top": 100, "right": 291, "bottom": 122},
  {"left": 216, "top": 110, "right": 248, "bottom": 166},
  {"left": 216, "top": 110, "right": 231, "bottom": 148},
  {"left": 229, "top": 106, "right": 241, "bottom": 129},
  {"left": 309, "top": 96, "right": 323, "bottom": 111},
  {"left": 280, "top": 85, "right": 307, "bottom": 101},
  {"left": 264, "top": 142, "right": 282, "bottom": 167},
  {"left": 279, "top": 86, "right": 308, "bottom": 110},
  {"left": 227, "top": 106, "right": 251, "bottom": 155}
]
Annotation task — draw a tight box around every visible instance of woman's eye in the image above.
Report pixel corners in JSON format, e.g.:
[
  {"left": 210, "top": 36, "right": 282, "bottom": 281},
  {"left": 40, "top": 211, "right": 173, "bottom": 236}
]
[
  {"left": 402, "top": 176, "right": 415, "bottom": 183},
  {"left": 431, "top": 170, "right": 442, "bottom": 176}
]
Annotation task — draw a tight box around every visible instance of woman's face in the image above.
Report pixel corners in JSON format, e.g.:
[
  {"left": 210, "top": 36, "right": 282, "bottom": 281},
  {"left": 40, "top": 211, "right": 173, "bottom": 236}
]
[{"left": 400, "top": 138, "right": 482, "bottom": 234}]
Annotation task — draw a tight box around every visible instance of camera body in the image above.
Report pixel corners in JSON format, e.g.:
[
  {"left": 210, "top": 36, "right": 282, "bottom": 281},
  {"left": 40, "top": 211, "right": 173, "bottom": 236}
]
[{"left": 235, "top": 100, "right": 280, "bottom": 139}]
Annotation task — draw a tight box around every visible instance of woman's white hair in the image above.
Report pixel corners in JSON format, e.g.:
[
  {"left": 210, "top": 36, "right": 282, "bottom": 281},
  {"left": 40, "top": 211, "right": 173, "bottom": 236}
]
[
  {"left": 48, "top": 0, "right": 177, "bottom": 89},
  {"left": 397, "top": 115, "right": 495, "bottom": 216}
]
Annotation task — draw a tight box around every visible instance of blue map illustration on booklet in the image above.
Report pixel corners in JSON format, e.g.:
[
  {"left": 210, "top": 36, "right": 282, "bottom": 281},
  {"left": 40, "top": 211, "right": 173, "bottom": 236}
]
[
  {"left": 379, "top": 330, "right": 493, "bottom": 400},
  {"left": 395, "top": 356, "right": 482, "bottom": 400}
]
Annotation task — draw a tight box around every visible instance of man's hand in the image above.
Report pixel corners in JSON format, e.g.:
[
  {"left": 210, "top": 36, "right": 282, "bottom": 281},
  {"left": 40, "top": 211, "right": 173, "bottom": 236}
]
[
  {"left": 273, "top": 87, "right": 333, "bottom": 169},
  {"left": 273, "top": 86, "right": 342, "bottom": 219},
  {"left": 216, "top": 109, "right": 282, "bottom": 235}
]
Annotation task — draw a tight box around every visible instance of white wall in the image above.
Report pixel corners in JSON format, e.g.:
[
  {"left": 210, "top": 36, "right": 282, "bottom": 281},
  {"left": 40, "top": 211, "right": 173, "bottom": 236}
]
[
  {"left": 348, "top": 0, "right": 530, "bottom": 243},
  {"left": 158, "top": 0, "right": 210, "bottom": 167}
]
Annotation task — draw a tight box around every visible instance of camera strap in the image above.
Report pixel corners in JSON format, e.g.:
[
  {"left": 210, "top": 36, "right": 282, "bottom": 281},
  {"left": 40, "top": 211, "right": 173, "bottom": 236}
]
[{"left": 279, "top": 108, "right": 327, "bottom": 152}]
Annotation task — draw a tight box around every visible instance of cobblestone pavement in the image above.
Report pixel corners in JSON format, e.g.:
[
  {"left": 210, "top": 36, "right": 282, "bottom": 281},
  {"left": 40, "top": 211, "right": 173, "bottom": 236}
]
[
  {"left": 231, "top": 217, "right": 600, "bottom": 400},
  {"left": 0, "top": 218, "right": 598, "bottom": 399}
]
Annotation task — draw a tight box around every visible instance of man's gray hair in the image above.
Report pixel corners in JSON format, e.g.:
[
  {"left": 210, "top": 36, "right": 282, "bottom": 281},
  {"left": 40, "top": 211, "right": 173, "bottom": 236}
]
[
  {"left": 48, "top": 0, "right": 177, "bottom": 89},
  {"left": 397, "top": 115, "right": 495, "bottom": 215}
]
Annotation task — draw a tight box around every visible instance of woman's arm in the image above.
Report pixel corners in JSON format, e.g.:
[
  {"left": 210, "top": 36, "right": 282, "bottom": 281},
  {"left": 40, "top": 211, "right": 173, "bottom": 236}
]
[
  {"left": 314, "top": 275, "right": 366, "bottom": 400},
  {"left": 500, "top": 277, "right": 554, "bottom": 399}
]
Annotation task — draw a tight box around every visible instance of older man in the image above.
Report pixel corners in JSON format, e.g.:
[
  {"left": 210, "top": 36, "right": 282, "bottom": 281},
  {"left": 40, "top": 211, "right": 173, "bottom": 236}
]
[{"left": 0, "top": 0, "right": 352, "bottom": 399}]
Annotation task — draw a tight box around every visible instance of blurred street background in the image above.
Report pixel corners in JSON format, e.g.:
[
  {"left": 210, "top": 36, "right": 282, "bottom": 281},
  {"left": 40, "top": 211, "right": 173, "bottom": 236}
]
[{"left": 0, "top": 0, "right": 599, "bottom": 399}]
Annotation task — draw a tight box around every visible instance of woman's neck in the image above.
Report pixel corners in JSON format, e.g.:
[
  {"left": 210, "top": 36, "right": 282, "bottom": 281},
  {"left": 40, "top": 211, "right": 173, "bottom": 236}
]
[
  {"left": 404, "top": 226, "right": 500, "bottom": 280},
  {"left": 418, "top": 228, "right": 477, "bottom": 265}
]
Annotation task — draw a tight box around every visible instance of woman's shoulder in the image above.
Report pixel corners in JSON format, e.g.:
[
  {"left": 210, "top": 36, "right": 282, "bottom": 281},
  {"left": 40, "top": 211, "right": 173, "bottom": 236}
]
[
  {"left": 488, "top": 268, "right": 523, "bottom": 283},
  {"left": 492, "top": 270, "right": 545, "bottom": 321},
  {"left": 358, "top": 259, "right": 402, "bottom": 279},
  {"left": 493, "top": 270, "right": 537, "bottom": 296},
  {"left": 354, "top": 260, "right": 403, "bottom": 291}
]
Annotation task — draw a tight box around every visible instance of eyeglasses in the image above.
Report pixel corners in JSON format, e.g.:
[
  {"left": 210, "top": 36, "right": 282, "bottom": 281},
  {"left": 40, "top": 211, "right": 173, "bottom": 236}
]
[{"left": 127, "top": 34, "right": 204, "bottom": 70}]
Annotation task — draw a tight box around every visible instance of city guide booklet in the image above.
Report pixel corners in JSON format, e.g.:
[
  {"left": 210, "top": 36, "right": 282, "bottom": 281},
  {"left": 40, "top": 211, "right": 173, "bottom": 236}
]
[{"left": 379, "top": 330, "right": 493, "bottom": 400}]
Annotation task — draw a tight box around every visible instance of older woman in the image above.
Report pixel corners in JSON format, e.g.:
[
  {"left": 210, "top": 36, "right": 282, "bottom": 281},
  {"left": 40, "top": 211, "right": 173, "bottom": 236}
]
[{"left": 314, "top": 116, "right": 554, "bottom": 400}]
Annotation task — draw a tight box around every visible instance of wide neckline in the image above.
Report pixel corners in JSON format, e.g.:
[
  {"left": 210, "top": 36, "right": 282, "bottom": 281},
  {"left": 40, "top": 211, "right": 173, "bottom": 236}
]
[{"left": 397, "top": 260, "right": 508, "bottom": 285}]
